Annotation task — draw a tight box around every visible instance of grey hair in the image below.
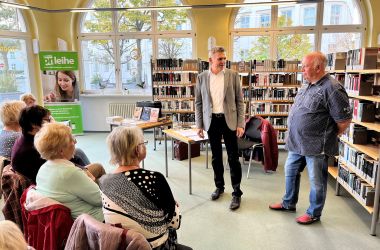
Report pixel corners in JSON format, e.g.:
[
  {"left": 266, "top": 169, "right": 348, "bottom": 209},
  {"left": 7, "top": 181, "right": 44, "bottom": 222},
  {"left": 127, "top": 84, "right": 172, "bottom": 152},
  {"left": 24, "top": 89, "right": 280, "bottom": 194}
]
[
  {"left": 209, "top": 46, "right": 226, "bottom": 58},
  {"left": 307, "top": 51, "right": 328, "bottom": 70}
]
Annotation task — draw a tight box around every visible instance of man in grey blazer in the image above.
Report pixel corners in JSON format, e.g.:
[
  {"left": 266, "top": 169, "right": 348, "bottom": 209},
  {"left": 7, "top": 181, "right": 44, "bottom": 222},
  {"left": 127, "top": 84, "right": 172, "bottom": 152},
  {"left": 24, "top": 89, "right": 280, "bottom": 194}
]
[{"left": 195, "top": 46, "right": 245, "bottom": 210}]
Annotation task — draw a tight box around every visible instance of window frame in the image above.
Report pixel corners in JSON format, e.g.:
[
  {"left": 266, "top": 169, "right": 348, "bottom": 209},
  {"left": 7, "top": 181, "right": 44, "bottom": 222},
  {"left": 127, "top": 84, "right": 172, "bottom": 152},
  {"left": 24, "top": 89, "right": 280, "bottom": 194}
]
[
  {"left": 0, "top": 11, "right": 36, "bottom": 98},
  {"left": 77, "top": 0, "right": 196, "bottom": 95},
  {"left": 230, "top": 0, "right": 366, "bottom": 61}
]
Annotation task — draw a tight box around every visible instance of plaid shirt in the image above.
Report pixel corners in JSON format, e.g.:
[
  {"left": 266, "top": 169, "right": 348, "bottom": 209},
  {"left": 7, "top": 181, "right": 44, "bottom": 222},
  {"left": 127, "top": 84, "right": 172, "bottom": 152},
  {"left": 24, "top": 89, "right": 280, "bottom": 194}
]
[{"left": 1, "top": 165, "right": 32, "bottom": 230}]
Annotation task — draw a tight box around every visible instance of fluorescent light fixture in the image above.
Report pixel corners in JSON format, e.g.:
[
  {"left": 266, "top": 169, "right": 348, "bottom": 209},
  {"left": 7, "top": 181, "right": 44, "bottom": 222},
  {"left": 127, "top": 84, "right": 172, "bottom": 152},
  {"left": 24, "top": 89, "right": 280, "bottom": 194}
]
[
  {"left": 1, "top": 2, "right": 30, "bottom": 10},
  {"left": 70, "top": 9, "right": 96, "bottom": 13},
  {"left": 226, "top": 1, "right": 298, "bottom": 8}
]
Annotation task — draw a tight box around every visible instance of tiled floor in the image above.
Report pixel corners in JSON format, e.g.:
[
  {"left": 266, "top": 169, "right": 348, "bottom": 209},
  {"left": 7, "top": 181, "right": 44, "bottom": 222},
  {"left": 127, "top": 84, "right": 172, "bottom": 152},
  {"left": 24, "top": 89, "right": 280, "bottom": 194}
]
[{"left": 2, "top": 132, "right": 380, "bottom": 249}]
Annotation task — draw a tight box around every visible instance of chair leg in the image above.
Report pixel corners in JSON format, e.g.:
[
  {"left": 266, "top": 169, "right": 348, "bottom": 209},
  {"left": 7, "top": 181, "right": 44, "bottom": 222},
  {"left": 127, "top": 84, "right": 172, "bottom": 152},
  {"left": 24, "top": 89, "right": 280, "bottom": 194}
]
[{"left": 247, "top": 149, "right": 254, "bottom": 179}]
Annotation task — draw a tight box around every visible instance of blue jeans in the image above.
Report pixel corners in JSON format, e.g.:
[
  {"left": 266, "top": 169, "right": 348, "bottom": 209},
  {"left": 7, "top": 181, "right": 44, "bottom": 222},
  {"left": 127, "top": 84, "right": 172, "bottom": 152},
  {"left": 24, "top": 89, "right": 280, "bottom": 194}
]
[{"left": 282, "top": 151, "right": 328, "bottom": 218}]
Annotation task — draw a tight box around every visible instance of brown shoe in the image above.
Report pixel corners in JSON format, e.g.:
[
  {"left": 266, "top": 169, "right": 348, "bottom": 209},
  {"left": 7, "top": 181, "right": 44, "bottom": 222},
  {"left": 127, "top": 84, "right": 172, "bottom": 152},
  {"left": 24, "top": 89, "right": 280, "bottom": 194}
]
[{"left": 269, "top": 202, "right": 296, "bottom": 212}]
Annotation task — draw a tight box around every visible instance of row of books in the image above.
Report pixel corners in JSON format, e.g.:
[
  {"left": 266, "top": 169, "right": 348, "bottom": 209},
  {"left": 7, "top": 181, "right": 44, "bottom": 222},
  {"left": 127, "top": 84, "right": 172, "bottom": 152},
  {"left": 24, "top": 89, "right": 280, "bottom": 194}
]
[
  {"left": 338, "top": 165, "right": 376, "bottom": 206},
  {"left": 351, "top": 99, "right": 376, "bottom": 122},
  {"left": 326, "top": 47, "right": 380, "bottom": 70},
  {"left": 251, "top": 59, "right": 300, "bottom": 71},
  {"left": 160, "top": 100, "right": 194, "bottom": 111},
  {"left": 341, "top": 123, "right": 368, "bottom": 145},
  {"left": 153, "top": 59, "right": 199, "bottom": 71},
  {"left": 277, "top": 131, "right": 286, "bottom": 143},
  {"left": 152, "top": 72, "right": 197, "bottom": 84},
  {"left": 171, "top": 113, "right": 195, "bottom": 127},
  {"left": 153, "top": 86, "right": 195, "bottom": 98},
  {"left": 339, "top": 142, "right": 378, "bottom": 186},
  {"left": 266, "top": 117, "right": 287, "bottom": 128},
  {"left": 344, "top": 73, "right": 374, "bottom": 96},
  {"left": 251, "top": 73, "right": 300, "bottom": 86},
  {"left": 251, "top": 103, "right": 292, "bottom": 114},
  {"left": 250, "top": 88, "right": 298, "bottom": 100}
]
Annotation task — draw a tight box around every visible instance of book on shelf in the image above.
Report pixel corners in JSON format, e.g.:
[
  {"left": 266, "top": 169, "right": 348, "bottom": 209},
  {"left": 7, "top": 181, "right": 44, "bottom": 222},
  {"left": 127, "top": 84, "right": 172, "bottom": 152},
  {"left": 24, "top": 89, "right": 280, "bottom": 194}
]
[
  {"left": 149, "top": 108, "right": 160, "bottom": 122},
  {"left": 133, "top": 107, "right": 143, "bottom": 120},
  {"left": 346, "top": 47, "right": 379, "bottom": 70},
  {"left": 332, "top": 52, "right": 347, "bottom": 70}
]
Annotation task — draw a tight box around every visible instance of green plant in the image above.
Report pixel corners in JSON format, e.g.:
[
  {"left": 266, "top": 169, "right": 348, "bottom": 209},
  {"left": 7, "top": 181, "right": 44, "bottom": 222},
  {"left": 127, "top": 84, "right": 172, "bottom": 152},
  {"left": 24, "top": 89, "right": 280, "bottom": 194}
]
[
  {"left": 0, "top": 72, "right": 17, "bottom": 92},
  {"left": 90, "top": 73, "right": 103, "bottom": 85}
]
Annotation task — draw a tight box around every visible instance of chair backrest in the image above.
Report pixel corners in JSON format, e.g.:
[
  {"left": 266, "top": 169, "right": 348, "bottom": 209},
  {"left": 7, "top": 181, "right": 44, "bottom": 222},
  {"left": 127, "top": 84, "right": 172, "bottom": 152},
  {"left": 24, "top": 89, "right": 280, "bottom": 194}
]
[
  {"left": 20, "top": 186, "right": 74, "bottom": 250},
  {"left": 1, "top": 166, "right": 32, "bottom": 230},
  {"left": 244, "top": 117, "right": 262, "bottom": 142},
  {"left": 0, "top": 155, "right": 8, "bottom": 197},
  {"left": 65, "top": 214, "right": 152, "bottom": 250}
]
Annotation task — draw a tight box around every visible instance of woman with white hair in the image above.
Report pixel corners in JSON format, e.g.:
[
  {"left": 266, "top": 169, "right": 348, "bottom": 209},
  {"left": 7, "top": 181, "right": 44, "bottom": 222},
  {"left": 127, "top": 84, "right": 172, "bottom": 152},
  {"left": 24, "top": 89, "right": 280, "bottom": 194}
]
[
  {"left": 99, "top": 126, "right": 190, "bottom": 249},
  {"left": 34, "top": 123, "right": 104, "bottom": 221},
  {"left": 0, "top": 100, "right": 26, "bottom": 159},
  {"left": 0, "top": 220, "right": 33, "bottom": 250}
]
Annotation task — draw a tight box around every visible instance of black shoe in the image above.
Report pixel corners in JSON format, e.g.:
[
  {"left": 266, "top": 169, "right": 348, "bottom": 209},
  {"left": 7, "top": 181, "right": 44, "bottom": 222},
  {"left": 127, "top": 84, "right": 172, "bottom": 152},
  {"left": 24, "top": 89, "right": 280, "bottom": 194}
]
[
  {"left": 211, "top": 188, "right": 224, "bottom": 200},
  {"left": 230, "top": 196, "right": 241, "bottom": 210}
]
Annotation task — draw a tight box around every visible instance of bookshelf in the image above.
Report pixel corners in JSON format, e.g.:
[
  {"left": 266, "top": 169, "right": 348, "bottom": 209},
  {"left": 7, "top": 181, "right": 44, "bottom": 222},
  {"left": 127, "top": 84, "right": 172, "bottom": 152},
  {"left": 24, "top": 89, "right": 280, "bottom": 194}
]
[
  {"left": 151, "top": 59, "right": 199, "bottom": 127},
  {"left": 248, "top": 59, "right": 302, "bottom": 144},
  {"left": 331, "top": 61, "right": 380, "bottom": 235}
]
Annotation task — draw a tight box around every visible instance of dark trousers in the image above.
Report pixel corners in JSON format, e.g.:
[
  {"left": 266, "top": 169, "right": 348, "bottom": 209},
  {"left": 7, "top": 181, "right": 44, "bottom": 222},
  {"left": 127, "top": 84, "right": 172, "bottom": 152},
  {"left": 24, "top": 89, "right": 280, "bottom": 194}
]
[{"left": 207, "top": 114, "right": 243, "bottom": 197}]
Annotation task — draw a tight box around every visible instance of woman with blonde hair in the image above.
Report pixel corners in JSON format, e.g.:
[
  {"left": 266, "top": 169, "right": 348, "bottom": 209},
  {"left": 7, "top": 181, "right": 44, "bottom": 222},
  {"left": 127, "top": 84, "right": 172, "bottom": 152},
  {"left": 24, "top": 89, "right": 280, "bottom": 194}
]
[
  {"left": 20, "top": 93, "right": 37, "bottom": 107},
  {"left": 34, "top": 123, "right": 104, "bottom": 221},
  {"left": 0, "top": 100, "right": 26, "bottom": 159},
  {"left": 0, "top": 220, "right": 32, "bottom": 250},
  {"left": 99, "top": 126, "right": 190, "bottom": 249}
]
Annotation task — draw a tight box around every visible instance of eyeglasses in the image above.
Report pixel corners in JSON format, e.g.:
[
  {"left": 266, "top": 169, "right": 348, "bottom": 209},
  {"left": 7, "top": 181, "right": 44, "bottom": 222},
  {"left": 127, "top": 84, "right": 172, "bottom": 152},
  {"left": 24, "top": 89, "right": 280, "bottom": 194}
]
[
  {"left": 42, "top": 117, "right": 51, "bottom": 123},
  {"left": 71, "top": 136, "right": 77, "bottom": 144},
  {"left": 138, "top": 140, "right": 148, "bottom": 146}
]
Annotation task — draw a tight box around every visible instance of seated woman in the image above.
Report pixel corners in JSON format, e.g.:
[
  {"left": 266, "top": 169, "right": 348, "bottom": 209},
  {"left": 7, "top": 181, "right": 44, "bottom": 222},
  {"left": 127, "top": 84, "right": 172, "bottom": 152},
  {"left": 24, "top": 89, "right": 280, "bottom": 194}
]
[
  {"left": 11, "top": 105, "right": 104, "bottom": 184},
  {"left": 0, "top": 220, "right": 32, "bottom": 250},
  {"left": 99, "top": 126, "right": 183, "bottom": 249},
  {"left": 20, "top": 93, "right": 37, "bottom": 107},
  {"left": 0, "top": 101, "right": 26, "bottom": 159},
  {"left": 34, "top": 123, "right": 103, "bottom": 221}
]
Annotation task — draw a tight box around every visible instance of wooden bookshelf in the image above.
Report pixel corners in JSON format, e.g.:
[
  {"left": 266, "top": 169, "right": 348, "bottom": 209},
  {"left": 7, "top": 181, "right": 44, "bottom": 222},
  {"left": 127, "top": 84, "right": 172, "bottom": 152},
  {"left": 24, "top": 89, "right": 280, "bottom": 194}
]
[
  {"left": 339, "top": 159, "right": 375, "bottom": 188},
  {"left": 337, "top": 178, "right": 373, "bottom": 214},
  {"left": 351, "top": 119, "right": 380, "bottom": 133},
  {"left": 328, "top": 166, "right": 338, "bottom": 179},
  {"left": 340, "top": 138, "right": 379, "bottom": 161},
  {"left": 346, "top": 69, "right": 380, "bottom": 74},
  {"left": 348, "top": 94, "right": 380, "bottom": 103}
]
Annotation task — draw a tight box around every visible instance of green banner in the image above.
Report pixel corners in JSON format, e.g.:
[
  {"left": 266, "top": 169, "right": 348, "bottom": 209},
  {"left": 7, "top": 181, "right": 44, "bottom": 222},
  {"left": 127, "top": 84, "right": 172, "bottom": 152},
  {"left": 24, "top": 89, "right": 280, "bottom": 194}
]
[
  {"left": 39, "top": 51, "right": 79, "bottom": 70},
  {"left": 45, "top": 102, "right": 84, "bottom": 135}
]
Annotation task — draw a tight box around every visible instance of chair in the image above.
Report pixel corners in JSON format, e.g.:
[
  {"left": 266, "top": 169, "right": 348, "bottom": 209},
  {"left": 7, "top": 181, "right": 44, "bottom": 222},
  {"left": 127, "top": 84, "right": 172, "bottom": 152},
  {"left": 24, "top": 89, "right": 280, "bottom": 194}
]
[
  {"left": 237, "top": 116, "right": 264, "bottom": 179},
  {"left": 64, "top": 213, "right": 152, "bottom": 250},
  {"left": 0, "top": 155, "right": 10, "bottom": 198},
  {"left": 20, "top": 186, "right": 74, "bottom": 250},
  {"left": 1, "top": 165, "right": 32, "bottom": 230}
]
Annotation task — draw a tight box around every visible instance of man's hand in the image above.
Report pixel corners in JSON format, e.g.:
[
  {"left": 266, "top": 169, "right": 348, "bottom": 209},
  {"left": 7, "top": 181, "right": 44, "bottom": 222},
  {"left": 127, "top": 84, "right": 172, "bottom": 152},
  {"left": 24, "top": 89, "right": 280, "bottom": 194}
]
[
  {"left": 236, "top": 127, "right": 244, "bottom": 138},
  {"left": 197, "top": 128, "right": 204, "bottom": 138}
]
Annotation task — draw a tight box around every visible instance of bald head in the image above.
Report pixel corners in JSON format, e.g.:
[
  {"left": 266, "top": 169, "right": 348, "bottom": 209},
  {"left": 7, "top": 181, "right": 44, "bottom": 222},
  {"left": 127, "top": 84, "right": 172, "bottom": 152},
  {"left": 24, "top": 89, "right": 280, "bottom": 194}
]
[{"left": 302, "top": 52, "right": 327, "bottom": 83}]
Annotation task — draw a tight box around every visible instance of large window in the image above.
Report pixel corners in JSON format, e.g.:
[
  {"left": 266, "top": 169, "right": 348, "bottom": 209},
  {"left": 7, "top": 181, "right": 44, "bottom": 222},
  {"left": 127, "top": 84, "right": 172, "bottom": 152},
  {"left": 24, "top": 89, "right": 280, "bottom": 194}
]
[
  {"left": 0, "top": 3, "right": 32, "bottom": 103},
  {"left": 232, "top": 0, "right": 364, "bottom": 61},
  {"left": 79, "top": 0, "right": 195, "bottom": 95}
]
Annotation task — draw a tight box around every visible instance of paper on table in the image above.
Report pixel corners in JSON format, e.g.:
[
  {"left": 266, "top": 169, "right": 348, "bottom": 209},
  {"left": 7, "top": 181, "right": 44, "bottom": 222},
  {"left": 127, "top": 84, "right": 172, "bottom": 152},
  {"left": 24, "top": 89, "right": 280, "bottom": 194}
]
[{"left": 177, "top": 129, "right": 208, "bottom": 141}]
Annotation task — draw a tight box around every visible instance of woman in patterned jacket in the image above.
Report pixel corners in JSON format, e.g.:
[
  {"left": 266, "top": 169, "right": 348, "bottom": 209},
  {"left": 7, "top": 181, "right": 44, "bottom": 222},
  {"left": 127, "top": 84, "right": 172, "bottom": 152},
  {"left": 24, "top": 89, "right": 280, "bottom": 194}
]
[{"left": 99, "top": 126, "right": 188, "bottom": 250}]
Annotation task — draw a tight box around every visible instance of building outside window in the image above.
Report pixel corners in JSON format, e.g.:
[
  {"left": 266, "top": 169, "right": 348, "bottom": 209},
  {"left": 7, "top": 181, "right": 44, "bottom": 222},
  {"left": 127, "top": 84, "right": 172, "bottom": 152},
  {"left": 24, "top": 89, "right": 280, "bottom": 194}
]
[
  {"left": 232, "top": 0, "right": 364, "bottom": 61},
  {"left": 79, "top": 0, "right": 195, "bottom": 95},
  {"left": 0, "top": 2, "right": 32, "bottom": 103}
]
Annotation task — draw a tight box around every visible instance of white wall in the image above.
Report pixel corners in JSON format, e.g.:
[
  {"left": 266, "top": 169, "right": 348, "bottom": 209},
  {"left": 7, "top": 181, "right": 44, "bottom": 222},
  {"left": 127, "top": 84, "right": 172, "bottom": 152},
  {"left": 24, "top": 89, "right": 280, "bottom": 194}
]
[{"left": 80, "top": 94, "right": 152, "bottom": 131}]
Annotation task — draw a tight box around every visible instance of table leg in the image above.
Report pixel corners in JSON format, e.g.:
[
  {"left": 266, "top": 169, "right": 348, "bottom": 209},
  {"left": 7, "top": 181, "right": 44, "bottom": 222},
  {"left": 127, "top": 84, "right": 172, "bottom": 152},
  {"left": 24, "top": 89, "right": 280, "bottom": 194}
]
[
  {"left": 165, "top": 133, "right": 168, "bottom": 177},
  {"left": 171, "top": 138, "right": 174, "bottom": 160},
  {"left": 188, "top": 143, "right": 192, "bottom": 195},
  {"left": 206, "top": 141, "right": 209, "bottom": 169},
  {"left": 153, "top": 128, "right": 157, "bottom": 151}
]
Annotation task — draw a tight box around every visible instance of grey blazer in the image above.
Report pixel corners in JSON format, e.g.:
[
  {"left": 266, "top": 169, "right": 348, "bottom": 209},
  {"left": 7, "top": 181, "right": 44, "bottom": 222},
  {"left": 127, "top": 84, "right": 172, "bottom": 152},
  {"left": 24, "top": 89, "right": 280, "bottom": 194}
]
[{"left": 195, "top": 68, "right": 245, "bottom": 131}]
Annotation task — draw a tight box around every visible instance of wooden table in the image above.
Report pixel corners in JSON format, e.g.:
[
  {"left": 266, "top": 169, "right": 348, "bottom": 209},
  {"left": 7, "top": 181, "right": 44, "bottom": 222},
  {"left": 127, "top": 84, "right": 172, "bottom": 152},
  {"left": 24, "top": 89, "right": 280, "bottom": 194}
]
[
  {"left": 162, "top": 129, "right": 209, "bottom": 194},
  {"left": 108, "top": 119, "right": 172, "bottom": 150}
]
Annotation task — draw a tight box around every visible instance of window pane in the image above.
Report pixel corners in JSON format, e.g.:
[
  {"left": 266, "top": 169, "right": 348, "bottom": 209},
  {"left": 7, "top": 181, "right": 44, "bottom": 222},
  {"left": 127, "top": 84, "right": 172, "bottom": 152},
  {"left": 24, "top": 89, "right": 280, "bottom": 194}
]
[
  {"left": 81, "top": 0, "right": 112, "bottom": 33},
  {"left": 158, "top": 38, "right": 192, "bottom": 59},
  {"left": 81, "top": 40, "right": 116, "bottom": 90},
  {"left": 233, "top": 36, "right": 270, "bottom": 61},
  {"left": 120, "top": 39, "right": 152, "bottom": 95},
  {"left": 276, "top": 34, "right": 315, "bottom": 60},
  {"left": 118, "top": 11, "right": 152, "bottom": 32},
  {"left": 0, "top": 5, "right": 26, "bottom": 32},
  {"left": 323, "top": 0, "right": 362, "bottom": 25},
  {"left": 157, "top": 10, "right": 191, "bottom": 31},
  {"left": 278, "top": 3, "right": 317, "bottom": 27},
  {"left": 0, "top": 38, "right": 30, "bottom": 102},
  {"left": 234, "top": 0, "right": 271, "bottom": 29},
  {"left": 321, "top": 32, "right": 361, "bottom": 54}
]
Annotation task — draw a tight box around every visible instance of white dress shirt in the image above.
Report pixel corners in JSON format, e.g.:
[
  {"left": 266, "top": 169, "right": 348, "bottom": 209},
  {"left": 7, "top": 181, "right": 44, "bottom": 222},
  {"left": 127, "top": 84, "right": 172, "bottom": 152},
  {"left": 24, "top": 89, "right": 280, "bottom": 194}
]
[{"left": 209, "top": 70, "right": 224, "bottom": 114}]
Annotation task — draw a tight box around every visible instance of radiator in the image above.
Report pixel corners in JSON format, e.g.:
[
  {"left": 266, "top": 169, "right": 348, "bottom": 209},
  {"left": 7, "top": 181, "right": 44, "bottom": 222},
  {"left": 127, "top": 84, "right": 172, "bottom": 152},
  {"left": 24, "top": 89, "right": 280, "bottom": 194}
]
[{"left": 109, "top": 103, "right": 136, "bottom": 118}]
